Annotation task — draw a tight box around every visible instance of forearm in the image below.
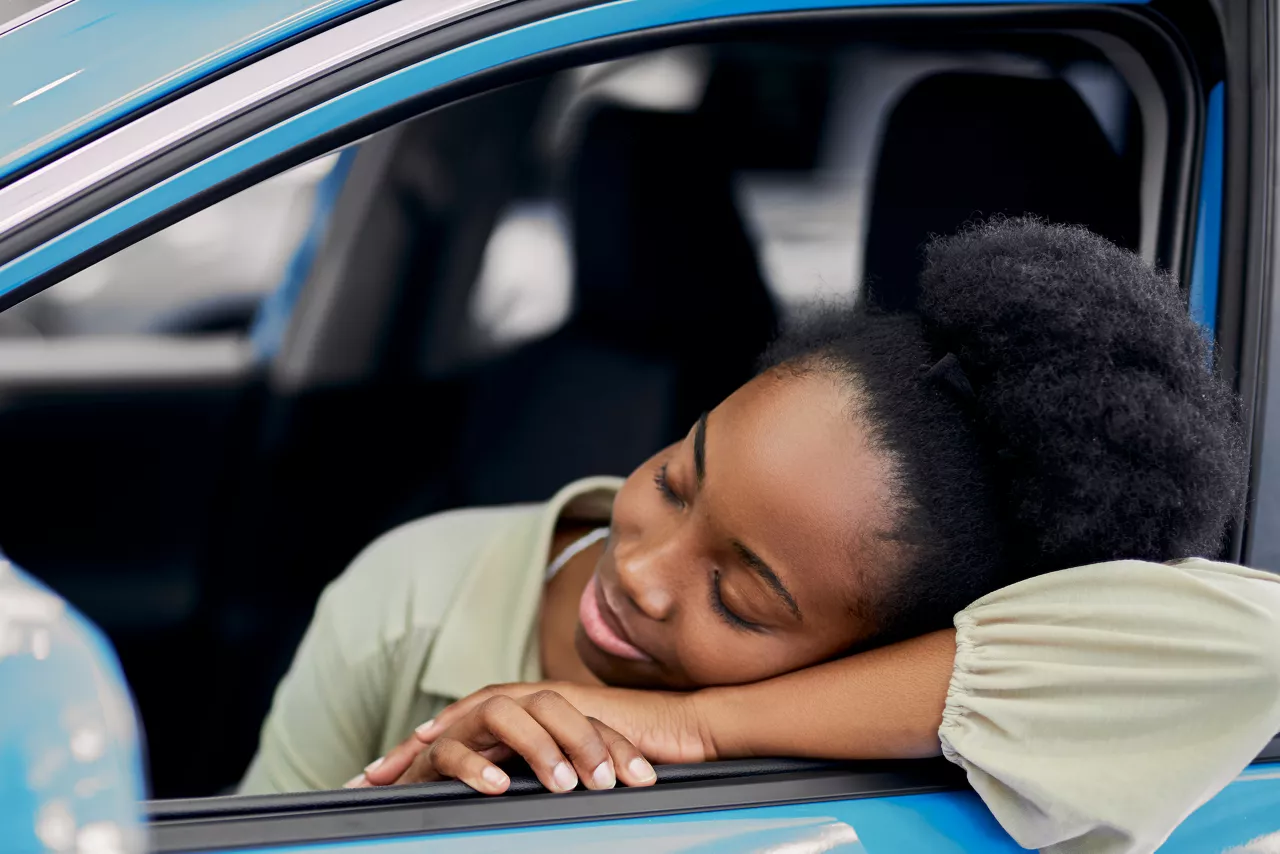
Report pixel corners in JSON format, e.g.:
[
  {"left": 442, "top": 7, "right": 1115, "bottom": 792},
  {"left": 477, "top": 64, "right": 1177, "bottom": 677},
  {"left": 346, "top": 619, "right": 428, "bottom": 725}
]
[{"left": 692, "top": 629, "right": 955, "bottom": 761}]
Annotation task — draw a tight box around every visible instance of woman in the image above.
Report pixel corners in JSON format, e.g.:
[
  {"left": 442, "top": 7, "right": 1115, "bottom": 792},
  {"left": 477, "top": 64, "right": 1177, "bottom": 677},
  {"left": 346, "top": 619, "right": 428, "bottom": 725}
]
[{"left": 241, "top": 219, "right": 1280, "bottom": 854}]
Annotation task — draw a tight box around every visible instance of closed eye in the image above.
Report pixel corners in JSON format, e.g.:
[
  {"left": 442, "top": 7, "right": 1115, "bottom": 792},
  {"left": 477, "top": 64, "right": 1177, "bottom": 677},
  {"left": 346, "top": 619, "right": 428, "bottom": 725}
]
[
  {"left": 710, "top": 569, "right": 763, "bottom": 633},
  {"left": 653, "top": 463, "right": 684, "bottom": 508}
]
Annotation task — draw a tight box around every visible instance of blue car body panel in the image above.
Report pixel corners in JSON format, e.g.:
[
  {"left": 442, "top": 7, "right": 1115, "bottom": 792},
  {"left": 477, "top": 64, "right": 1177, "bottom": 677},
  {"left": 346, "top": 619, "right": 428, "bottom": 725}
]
[
  {"left": 1190, "top": 81, "right": 1225, "bottom": 338},
  {"left": 0, "top": 0, "right": 383, "bottom": 180},
  {"left": 0, "top": 562, "right": 147, "bottom": 854}
]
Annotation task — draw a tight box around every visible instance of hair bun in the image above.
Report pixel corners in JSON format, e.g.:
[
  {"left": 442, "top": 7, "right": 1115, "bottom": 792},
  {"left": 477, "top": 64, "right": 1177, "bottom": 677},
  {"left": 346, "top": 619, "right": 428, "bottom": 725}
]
[{"left": 917, "top": 217, "right": 1245, "bottom": 569}]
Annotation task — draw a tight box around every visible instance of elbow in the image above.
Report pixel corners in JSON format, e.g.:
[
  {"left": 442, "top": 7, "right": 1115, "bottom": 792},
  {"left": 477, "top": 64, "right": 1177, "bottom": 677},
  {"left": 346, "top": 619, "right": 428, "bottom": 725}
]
[
  {"left": 898, "top": 696, "right": 947, "bottom": 759},
  {"left": 1232, "top": 605, "right": 1280, "bottom": 741},
  {"left": 1257, "top": 629, "right": 1280, "bottom": 725},
  {"left": 904, "top": 731, "right": 945, "bottom": 760}
]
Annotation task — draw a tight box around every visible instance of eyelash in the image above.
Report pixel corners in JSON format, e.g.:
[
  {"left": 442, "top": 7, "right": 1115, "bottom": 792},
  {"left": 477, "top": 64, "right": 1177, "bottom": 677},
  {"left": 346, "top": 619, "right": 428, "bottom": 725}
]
[
  {"left": 711, "top": 569, "right": 762, "bottom": 633},
  {"left": 653, "top": 463, "right": 684, "bottom": 507}
]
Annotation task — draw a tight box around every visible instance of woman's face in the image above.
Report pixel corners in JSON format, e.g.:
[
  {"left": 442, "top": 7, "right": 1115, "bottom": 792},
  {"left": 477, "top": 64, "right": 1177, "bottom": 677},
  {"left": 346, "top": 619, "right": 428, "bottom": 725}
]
[{"left": 575, "top": 369, "right": 898, "bottom": 689}]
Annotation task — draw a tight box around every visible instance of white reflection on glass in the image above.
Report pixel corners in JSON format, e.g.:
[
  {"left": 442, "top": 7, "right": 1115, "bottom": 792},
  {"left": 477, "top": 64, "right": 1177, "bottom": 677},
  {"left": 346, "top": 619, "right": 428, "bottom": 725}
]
[
  {"left": 468, "top": 200, "right": 573, "bottom": 354},
  {"left": 1222, "top": 830, "right": 1280, "bottom": 854}
]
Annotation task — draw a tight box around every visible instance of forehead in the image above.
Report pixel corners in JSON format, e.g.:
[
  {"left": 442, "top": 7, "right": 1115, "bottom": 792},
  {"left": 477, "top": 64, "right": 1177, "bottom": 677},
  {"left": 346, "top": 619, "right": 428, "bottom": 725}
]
[{"left": 704, "top": 371, "right": 892, "bottom": 597}]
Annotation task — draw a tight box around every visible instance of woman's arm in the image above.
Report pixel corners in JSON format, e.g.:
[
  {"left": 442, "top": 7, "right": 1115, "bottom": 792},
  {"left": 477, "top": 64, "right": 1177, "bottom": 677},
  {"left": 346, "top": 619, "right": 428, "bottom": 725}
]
[
  {"left": 367, "top": 629, "right": 955, "bottom": 782},
  {"left": 692, "top": 628, "right": 955, "bottom": 761}
]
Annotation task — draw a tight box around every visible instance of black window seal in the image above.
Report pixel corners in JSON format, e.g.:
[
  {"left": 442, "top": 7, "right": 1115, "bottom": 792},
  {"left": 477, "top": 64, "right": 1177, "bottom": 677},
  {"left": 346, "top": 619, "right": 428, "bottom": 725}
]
[
  {"left": 0, "top": 3, "right": 1196, "bottom": 320},
  {"left": 1259, "top": 734, "right": 1280, "bottom": 763},
  {"left": 148, "top": 757, "right": 841, "bottom": 821},
  {"left": 146, "top": 758, "right": 967, "bottom": 852}
]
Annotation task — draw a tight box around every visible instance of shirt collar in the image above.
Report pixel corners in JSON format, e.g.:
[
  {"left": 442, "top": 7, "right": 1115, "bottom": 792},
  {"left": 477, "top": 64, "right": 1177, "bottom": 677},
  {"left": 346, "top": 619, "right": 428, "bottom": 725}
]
[{"left": 419, "top": 476, "right": 622, "bottom": 700}]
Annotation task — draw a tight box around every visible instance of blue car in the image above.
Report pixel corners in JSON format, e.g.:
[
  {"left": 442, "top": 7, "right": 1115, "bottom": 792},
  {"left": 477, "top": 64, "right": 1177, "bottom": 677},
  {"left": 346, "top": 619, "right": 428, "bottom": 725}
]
[{"left": 0, "top": 0, "right": 1277, "bottom": 851}]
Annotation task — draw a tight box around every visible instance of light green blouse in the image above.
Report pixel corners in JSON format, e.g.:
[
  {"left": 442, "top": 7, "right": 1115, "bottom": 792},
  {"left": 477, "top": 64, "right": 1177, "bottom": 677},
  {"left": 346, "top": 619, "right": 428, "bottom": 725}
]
[{"left": 239, "top": 477, "right": 1280, "bottom": 854}]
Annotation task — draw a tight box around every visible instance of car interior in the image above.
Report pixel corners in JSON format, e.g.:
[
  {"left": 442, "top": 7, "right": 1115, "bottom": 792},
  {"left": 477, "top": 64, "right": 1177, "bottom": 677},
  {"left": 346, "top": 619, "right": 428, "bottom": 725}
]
[{"left": 0, "top": 18, "right": 1193, "bottom": 803}]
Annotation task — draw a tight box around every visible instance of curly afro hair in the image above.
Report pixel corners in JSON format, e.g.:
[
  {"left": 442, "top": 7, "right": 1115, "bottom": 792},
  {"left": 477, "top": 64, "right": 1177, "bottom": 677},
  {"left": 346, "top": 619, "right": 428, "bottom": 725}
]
[{"left": 760, "top": 217, "right": 1248, "bottom": 642}]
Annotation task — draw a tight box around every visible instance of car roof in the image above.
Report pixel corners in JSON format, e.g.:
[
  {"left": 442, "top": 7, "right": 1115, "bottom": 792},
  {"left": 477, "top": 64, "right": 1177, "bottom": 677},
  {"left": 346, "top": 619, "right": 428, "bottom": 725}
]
[{"left": 0, "top": 0, "right": 384, "bottom": 182}]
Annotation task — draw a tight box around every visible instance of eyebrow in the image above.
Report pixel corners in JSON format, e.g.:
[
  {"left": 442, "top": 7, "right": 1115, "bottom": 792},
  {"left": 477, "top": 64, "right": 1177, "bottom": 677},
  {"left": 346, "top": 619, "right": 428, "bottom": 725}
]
[
  {"left": 694, "top": 411, "right": 708, "bottom": 486},
  {"left": 734, "top": 541, "right": 802, "bottom": 621},
  {"left": 695, "top": 411, "right": 802, "bottom": 621}
]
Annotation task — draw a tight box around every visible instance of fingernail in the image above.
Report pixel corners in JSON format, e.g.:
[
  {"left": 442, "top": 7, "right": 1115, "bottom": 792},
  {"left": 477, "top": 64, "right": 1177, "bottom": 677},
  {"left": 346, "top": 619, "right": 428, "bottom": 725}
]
[
  {"left": 414, "top": 719, "right": 436, "bottom": 739},
  {"left": 344, "top": 774, "right": 367, "bottom": 788},
  {"left": 482, "top": 766, "right": 508, "bottom": 790},
  {"left": 364, "top": 757, "right": 384, "bottom": 774},
  {"left": 592, "top": 761, "right": 616, "bottom": 789},
  {"left": 552, "top": 762, "right": 578, "bottom": 792},
  {"left": 628, "top": 757, "right": 656, "bottom": 782}
]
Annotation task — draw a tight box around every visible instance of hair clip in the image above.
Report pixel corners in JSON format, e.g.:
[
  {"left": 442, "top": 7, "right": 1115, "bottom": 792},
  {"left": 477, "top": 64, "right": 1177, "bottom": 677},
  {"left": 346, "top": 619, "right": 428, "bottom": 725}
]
[{"left": 925, "top": 352, "right": 976, "bottom": 402}]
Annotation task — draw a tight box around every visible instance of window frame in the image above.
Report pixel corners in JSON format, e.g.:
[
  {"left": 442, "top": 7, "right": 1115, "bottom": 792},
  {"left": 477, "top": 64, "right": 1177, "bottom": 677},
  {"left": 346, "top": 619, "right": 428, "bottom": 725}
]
[{"left": 0, "top": 1, "right": 1169, "bottom": 306}]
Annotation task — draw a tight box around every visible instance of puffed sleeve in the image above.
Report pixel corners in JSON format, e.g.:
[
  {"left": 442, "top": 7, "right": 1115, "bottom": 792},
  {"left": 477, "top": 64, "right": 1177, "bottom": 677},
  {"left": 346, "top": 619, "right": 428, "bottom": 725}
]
[{"left": 939, "top": 558, "right": 1280, "bottom": 854}]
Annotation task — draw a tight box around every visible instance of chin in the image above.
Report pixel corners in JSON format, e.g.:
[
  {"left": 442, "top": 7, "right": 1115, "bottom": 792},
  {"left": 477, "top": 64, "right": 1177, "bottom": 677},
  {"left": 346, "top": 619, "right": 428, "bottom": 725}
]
[{"left": 573, "top": 626, "right": 676, "bottom": 690}]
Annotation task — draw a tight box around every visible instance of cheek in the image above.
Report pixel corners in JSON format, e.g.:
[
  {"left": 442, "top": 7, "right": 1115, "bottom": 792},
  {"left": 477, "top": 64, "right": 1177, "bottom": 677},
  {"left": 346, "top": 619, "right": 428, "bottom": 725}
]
[{"left": 670, "top": 619, "right": 837, "bottom": 686}]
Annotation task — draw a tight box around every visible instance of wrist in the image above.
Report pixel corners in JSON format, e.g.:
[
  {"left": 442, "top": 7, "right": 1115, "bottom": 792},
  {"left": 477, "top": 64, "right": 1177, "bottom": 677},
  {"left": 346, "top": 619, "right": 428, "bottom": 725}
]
[{"left": 684, "top": 686, "right": 743, "bottom": 762}]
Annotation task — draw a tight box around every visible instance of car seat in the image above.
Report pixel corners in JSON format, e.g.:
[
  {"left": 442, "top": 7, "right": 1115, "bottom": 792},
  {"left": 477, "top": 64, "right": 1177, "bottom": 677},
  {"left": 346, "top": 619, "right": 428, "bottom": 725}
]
[
  {"left": 450, "top": 107, "right": 778, "bottom": 506},
  {"left": 863, "top": 72, "right": 1142, "bottom": 310}
]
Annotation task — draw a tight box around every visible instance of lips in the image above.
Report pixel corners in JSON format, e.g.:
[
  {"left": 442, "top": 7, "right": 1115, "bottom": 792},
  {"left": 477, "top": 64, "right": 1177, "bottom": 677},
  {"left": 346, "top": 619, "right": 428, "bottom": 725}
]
[{"left": 578, "top": 574, "right": 653, "bottom": 662}]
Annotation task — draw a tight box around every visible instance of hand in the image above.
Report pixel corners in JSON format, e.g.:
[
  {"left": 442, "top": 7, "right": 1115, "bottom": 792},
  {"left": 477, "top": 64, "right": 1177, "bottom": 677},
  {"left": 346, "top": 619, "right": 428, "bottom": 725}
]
[
  {"left": 358, "top": 688, "right": 652, "bottom": 795},
  {"left": 351, "top": 681, "right": 715, "bottom": 793}
]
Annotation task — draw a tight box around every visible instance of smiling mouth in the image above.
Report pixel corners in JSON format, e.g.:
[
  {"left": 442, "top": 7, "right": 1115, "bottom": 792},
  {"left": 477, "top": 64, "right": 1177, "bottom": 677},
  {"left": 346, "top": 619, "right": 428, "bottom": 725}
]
[{"left": 578, "top": 574, "right": 653, "bottom": 662}]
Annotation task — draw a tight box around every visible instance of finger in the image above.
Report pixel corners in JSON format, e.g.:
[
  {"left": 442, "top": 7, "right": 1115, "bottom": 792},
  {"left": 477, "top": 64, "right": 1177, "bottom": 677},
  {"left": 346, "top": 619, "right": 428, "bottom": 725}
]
[
  {"left": 363, "top": 736, "right": 425, "bottom": 786},
  {"left": 590, "top": 718, "right": 657, "bottom": 788},
  {"left": 478, "top": 744, "right": 516, "bottom": 764},
  {"left": 394, "top": 744, "right": 446, "bottom": 786},
  {"left": 386, "top": 745, "right": 514, "bottom": 786},
  {"left": 394, "top": 744, "right": 517, "bottom": 786},
  {"left": 414, "top": 691, "right": 501, "bottom": 743},
  {"left": 522, "top": 691, "right": 616, "bottom": 790},
  {"left": 416, "top": 684, "right": 532, "bottom": 743},
  {"left": 425, "top": 737, "right": 510, "bottom": 794},
  {"left": 369, "top": 732, "right": 517, "bottom": 787},
  {"left": 452, "top": 695, "right": 579, "bottom": 793}
]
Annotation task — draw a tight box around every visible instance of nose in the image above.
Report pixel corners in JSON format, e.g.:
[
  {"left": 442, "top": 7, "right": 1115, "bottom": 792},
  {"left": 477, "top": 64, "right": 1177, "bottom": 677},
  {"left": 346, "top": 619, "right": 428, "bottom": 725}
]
[{"left": 612, "top": 532, "right": 682, "bottom": 622}]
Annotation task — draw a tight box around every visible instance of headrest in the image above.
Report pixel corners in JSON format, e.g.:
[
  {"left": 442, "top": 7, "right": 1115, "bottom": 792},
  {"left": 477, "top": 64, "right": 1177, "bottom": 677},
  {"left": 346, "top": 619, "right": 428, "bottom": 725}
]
[
  {"left": 865, "top": 72, "right": 1141, "bottom": 310},
  {"left": 566, "top": 107, "right": 775, "bottom": 354}
]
